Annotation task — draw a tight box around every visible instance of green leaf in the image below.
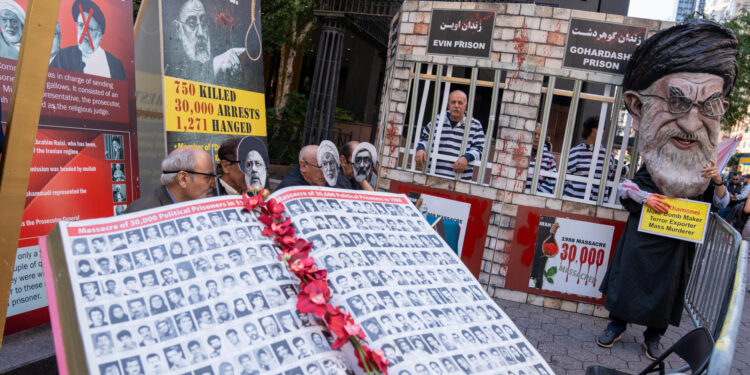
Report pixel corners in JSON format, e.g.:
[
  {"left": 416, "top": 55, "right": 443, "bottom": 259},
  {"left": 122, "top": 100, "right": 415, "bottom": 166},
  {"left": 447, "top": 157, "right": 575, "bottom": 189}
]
[
  {"left": 546, "top": 277, "right": 554, "bottom": 284},
  {"left": 545, "top": 267, "right": 558, "bottom": 277}
]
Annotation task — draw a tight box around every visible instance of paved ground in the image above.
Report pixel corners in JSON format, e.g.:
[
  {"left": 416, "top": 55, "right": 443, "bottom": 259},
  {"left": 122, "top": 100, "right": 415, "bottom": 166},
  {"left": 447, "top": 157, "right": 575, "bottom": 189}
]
[{"left": 494, "top": 258, "right": 750, "bottom": 375}]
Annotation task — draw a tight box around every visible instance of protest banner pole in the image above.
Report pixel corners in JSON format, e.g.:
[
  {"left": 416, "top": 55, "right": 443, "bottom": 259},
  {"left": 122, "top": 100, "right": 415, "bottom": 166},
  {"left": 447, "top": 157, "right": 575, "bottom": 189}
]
[{"left": 0, "top": 0, "right": 61, "bottom": 342}]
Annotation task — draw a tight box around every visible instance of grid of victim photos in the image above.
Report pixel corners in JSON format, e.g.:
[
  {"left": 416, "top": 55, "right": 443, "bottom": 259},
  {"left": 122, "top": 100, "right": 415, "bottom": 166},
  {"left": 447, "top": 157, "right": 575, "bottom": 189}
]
[
  {"left": 67, "top": 206, "right": 355, "bottom": 375},
  {"left": 285, "top": 196, "right": 553, "bottom": 375}
]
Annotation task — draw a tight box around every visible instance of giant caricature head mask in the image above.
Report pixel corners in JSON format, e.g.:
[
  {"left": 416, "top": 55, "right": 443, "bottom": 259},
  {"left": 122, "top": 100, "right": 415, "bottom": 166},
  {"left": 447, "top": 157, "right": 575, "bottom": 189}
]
[{"left": 623, "top": 19, "right": 737, "bottom": 198}]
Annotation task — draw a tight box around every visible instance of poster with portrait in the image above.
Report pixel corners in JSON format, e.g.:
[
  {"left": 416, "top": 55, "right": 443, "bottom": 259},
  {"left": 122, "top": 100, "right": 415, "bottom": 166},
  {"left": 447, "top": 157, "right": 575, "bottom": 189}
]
[
  {"left": 3, "top": 0, "right": 138, "bottom": 333},
  {"left": 237, "top": 136, "right": 268, "bottom": 190},
  {"left": 159, "top": 0, "right": 267, "bottom": 157},
  {"left": 46, "top": 188, "right": 554, "bottom": 374}
]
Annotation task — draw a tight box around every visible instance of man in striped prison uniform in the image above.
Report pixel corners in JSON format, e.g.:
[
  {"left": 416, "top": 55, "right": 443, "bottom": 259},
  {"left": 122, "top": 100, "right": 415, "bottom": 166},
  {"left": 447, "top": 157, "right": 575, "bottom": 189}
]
[
  {"left": 526, "top": 123, "right": 558, "bottom": 194},
  {"left": 415, "top": 90, "right": 485, "bottom": 180},
  {"left": 563, "top": 116, "right": 616, "bottom": 200}
]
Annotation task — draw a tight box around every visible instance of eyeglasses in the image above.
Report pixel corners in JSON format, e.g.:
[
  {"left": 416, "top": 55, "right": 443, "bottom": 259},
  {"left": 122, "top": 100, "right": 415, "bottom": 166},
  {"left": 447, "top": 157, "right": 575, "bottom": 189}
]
[
  {"left": 639, "top": 91, "right": 726, "bottom": 119},
  {"left": 163, "top": 170, "right": 217, "bottom": 178},
  {"left": 178, "top": 15, "right": 208, "bottom": 32},
  {"left": 304, "top": 160, "right": 321, "bottom": 169}
]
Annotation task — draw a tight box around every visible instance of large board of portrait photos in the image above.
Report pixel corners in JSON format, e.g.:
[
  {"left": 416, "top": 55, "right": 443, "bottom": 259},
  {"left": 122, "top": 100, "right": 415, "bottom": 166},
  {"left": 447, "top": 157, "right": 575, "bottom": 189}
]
[{"left": 54, "top": 187, "right": 554, "bottom": 375}]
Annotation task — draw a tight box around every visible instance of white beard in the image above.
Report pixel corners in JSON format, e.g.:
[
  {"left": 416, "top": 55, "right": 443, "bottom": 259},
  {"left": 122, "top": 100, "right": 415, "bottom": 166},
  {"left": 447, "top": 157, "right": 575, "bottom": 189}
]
[{"left": 640, "top": 126, "right": 716, "bottom": 198}]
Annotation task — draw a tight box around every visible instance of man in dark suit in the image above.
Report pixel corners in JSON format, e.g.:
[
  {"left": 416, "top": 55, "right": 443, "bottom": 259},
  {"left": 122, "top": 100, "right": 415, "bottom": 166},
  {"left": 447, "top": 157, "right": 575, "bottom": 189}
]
[
  {"left": 50, "top": 0, "right": 126, "bottom": 80},
  {"left": 125, "top": 147, "right": 216, "bottom": 213}
]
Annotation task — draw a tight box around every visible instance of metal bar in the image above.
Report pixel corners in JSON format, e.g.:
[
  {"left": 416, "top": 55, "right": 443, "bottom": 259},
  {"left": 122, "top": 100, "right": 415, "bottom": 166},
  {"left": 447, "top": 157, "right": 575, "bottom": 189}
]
[
  {"left": 597, "top": 86, "right": 623, "bottom": 205},
  {"left": 430, "top": 66, "right": 453, "bottom": 175},
  {"left": 479, "top": 70, "right": 501, "bottom": 184},
  {"left": 583, "top": 85, "right": 610, "bottom": 201},
  {"left": 541, "top": 87, "right": 616, "bottom": 103},
  {"left": 457, "top": 67, "right": 478, "bottom": 181},
  {"left": 422, "top": 65, "right": 443, "bottom": 173},
  {"left": 531, "top": 76, "right": 556, "bottom": 193},
  {"left": 326, "top": 30, "right": 345, "bottom": 140},
  {"left": 413, "top": 73, "right": 504, "bottom": 89},
  {"left": 554, "top": 80, "right": 582, "bottom": 199},
  {"left": 402, "top": 62, "right": 421, "bottom": 169},
  {"left": 606, "top": 113, "right": 632, "bottom": 206},
  {"left": 316, "top": 28, "right": 334, "bottom": 142},
  {"left": 411, "top": 64, "right": 433, "bottom": 170},
  {"left": 628, "top": 132, "right": 640, "bottom": 179},
  {"left": 0, "top": 0, "right": 61, "bottom": 342}
]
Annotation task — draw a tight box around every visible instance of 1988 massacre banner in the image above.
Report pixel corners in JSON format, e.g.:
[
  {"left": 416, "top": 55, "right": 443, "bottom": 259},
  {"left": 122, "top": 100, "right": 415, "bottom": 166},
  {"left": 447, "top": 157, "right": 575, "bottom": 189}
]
[
  {"left": 53, "top": 187, "right": 554, "bottom": 374},
  {"left": 5, "top": 0, "right": 137, "bottom": 328},
  {"left": 160, "top": 0, "right": 266, "bottom": 156}
]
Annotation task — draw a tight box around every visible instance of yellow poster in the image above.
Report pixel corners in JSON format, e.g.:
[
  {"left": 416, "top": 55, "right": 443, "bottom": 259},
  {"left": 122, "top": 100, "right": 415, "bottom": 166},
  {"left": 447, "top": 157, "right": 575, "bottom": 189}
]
[
  {"left": 163, "top": 77, "right": 266, "bottom": 137},
  {"left": 638, "top": 197, "right": 711, "bottom": 244}
]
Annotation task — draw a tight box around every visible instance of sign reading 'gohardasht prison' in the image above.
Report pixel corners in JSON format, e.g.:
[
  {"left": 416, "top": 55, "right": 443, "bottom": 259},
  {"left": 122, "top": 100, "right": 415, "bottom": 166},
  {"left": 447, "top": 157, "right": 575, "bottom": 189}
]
[
  {"left": 563, "top": 18, "right": 648, "bottom": 75},
  {"left": 427, "top": 9, "right": 494, "bottom": 58}
]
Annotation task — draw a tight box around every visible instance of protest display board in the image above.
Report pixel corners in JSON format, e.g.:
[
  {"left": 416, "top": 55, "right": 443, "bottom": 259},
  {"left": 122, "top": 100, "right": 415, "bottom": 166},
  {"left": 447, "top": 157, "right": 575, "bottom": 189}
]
[
  {"left": 638, "top": 197, "right": 710, "bottom": 244},
  {"left": 159, "top": 0, "right": 266, "bottom": 155},
  {"left": 44, "top": 188, "right": 554, "bottom": 375},
  {"left": 3, "top": 0, "right": 137, "bottom": 334},
  {"left": 389, "top": 180, "right": 492, "bottom": 278},
  {"left": 427, "top": 9, "right": 495, "bottom": 58},
  {"left": 506, "top": 206, "right": 626, "bottom": 305},
  {"left": 563, "top": 18, "right": 647, "bottom": 75}
]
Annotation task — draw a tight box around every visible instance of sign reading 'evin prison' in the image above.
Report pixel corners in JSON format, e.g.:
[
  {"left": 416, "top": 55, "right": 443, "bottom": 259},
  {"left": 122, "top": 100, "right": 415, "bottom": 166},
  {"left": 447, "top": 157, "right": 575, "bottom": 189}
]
[
  {"left": 427, "top": 9, "right": 495, "bottom": 58},
  {"left": 563, "top": 18, "right": 648, "bottom": 75}
]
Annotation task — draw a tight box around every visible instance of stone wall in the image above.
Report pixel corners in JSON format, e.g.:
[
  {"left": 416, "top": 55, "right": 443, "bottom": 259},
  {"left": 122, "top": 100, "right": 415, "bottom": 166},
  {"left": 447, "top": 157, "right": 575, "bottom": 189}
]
[{"left": 376, "top": 1, "right": 675, "bottom": 316}]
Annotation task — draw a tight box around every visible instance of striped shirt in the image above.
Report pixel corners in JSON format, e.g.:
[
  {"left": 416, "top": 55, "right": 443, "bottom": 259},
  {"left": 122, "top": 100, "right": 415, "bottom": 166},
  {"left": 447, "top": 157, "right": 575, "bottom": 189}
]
[
  {"left": 526, "top": 145, "right": 558, "bottom": 194},
  {"left": 563, "top": 142, "right": 616, "bottom": 200},
  {"left": 416, "top": 112, "right": 485, "bottom": 179}
]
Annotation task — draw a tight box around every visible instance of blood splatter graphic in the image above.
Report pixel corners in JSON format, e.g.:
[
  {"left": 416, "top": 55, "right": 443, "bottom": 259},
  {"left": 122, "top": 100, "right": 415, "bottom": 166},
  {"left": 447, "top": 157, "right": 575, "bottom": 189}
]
[{"left": 385, "top": 120, "right": 400, "bottom": 155}]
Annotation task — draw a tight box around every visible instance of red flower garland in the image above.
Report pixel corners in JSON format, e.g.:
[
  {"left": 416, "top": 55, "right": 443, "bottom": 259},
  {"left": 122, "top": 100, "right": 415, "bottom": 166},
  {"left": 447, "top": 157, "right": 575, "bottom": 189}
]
[{"left": 243, "top": 188, "right": 389, "bottom": 374}]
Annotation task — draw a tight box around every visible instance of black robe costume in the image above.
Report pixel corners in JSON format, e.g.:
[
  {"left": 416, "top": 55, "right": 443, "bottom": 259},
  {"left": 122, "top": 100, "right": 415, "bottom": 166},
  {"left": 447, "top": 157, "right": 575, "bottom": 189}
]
[{"left": 599, "top": 166, "right": 715, "bottom": 328}]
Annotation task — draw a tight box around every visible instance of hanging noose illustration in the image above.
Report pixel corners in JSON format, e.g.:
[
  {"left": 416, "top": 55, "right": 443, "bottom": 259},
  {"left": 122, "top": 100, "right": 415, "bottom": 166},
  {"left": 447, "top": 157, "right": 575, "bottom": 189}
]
[{"left": 245, "top": 0, "right": 262, "bottom": 61}]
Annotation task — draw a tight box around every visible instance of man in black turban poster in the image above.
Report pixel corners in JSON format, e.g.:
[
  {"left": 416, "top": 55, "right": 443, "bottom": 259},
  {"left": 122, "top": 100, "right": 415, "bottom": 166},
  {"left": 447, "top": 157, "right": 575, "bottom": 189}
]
[
  {"left": 596, "top": 19, "right": 734, "bottom": 359},
  {"left": 51, "top": 0, "right": 126, "bottom": 80}
]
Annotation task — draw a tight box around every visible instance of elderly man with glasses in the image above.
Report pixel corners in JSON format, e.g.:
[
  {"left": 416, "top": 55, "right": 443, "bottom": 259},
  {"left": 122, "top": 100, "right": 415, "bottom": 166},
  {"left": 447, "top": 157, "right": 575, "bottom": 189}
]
[
  {"left": 126, "top": 147, "right": 216, "bottom": 213},
  {"left": 597, "top": 19, "right": 734, "bottom": 359}
]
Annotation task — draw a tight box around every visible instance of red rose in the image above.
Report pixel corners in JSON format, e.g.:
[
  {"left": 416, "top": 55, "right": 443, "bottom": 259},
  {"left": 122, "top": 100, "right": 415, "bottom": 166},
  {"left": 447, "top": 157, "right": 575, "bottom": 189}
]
[{"left": 543, "top": 242, "right": 558, "bottom": 257}]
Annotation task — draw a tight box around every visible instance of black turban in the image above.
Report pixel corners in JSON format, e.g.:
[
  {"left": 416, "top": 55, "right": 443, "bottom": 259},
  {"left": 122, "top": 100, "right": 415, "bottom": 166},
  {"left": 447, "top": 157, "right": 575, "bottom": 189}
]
[
  {"left": 623, "top": 19, "right": 738, "bottom": 97},
  {"left": 72, "top": 0, "right": 105, "bottom": 34}
]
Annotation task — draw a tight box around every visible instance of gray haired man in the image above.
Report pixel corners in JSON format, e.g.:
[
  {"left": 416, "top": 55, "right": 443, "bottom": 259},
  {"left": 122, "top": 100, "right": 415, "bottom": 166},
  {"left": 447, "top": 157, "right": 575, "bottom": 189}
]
[{"left": 126, "top": 147, "right": 216, "bottom": 213}]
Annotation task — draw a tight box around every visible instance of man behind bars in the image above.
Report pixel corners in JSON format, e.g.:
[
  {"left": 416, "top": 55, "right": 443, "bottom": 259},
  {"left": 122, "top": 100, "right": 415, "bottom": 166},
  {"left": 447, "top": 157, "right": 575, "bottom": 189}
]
[
  {"left": 415, "top": 90, "right": 485, "bottom": 180},
  {"left": 597, "top": 19, "right": 733, "bottom": 359}
]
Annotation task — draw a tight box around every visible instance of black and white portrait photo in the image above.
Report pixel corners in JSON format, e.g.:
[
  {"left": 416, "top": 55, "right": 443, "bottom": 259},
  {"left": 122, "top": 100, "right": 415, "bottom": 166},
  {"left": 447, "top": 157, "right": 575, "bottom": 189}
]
[
  {"left": 112, "top": 184, "right": 126, "bottom": 203},
  {"left": 110, "top": 163, "right": 125, "bottom": 182},
  {"left": 237, "top": 136, "right": 269, "bottom": 189},
  {"left": 317, "top": 140, "right": 339, "bottom": 187},
  {"left": 161, "top": 0, "right": 263, "bottom": 91},
  {"left": 351, "top": 142, "right": 376, "bottom": 182},
  {"left": 104, "top": 134, "right": 124, "bottom": 160}
]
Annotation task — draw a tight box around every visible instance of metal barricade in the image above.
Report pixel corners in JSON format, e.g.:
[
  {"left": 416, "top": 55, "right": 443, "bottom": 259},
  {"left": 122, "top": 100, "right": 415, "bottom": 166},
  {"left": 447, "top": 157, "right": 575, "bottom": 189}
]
[
  {"left": 706, "top": 241, "right": 747, "bottom": 375},
  {"left": 684, "top": 213, "right": 742, "bottom": 339}
]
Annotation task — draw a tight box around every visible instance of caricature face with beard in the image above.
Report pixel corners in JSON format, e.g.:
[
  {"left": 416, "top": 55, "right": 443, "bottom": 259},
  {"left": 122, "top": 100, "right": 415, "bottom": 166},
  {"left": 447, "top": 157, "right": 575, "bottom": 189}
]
[
  {"left": 632, "top": 72, "right": 725, "bottom": 198},
  {"left": 352, "top": 142, "right": 376, "bottom": 183},
  {"left": 176, "top": 0, "right": 211, "bottom": 64}
]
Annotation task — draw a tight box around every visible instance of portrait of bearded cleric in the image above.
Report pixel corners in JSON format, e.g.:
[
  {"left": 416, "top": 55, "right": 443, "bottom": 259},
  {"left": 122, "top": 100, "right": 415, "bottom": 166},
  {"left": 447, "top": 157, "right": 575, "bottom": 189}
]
[
  {"left": 161, "top": 0, "right": 263, "bottom": 92},
  {"left": 622, "top": 20, "right": 736, "bottom": 198},
  {"left": 237, "top": 136, "right": 269, "bottom": 189},
  {"left": 318, "top": 140, "right": 340, "bottom": 187},
  {"left": 352, "top": 142, "right": 376, "bottom": 183}
]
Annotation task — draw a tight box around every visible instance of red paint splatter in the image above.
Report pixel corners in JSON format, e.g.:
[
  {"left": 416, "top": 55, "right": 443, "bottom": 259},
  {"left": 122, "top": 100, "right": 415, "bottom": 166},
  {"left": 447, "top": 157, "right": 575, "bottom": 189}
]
[
  {"left": 518, "top": 211, "right": 541, "bottom": 266},
  {"left": 385, "top": 120, "right": 400, "bottom": 155},
  {"left": 512, "top": 24, "right": 529, "bottom": 70},
  {"left": 506, "top": 135, "right": 526, "bottom": 179},
  {"left": 216, "top": 13, "right": 236, "bottom": 29}
]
